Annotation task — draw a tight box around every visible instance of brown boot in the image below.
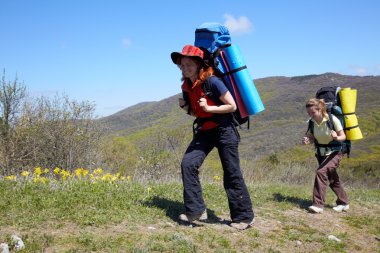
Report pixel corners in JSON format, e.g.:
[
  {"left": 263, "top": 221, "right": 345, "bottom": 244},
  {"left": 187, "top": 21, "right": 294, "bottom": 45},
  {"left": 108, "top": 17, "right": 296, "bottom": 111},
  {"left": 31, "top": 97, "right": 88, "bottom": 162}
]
[
  {"left": 179, "top": 210, "right": 208, "bottom": 223},
  {"left": 230, "top": 218, "right": 255, "bottom": 230}
]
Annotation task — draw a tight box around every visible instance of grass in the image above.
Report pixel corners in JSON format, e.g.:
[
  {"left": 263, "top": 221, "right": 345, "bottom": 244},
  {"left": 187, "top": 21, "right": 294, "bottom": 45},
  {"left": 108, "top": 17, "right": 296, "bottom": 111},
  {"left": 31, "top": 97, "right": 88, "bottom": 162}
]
[{"left": 0, "top": 179, "right": 379, "bottom": 252}]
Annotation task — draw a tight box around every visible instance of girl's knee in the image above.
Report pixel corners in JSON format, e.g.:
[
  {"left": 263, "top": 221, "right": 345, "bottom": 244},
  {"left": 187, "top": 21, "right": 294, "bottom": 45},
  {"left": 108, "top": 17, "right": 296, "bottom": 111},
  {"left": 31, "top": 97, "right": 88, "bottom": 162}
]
[{"left": 316, "top": 169, "right": 325, "bottom": 177}]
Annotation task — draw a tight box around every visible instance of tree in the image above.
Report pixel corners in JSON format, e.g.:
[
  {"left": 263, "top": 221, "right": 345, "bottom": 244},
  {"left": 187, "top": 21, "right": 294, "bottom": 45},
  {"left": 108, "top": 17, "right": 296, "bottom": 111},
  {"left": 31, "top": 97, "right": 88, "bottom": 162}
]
[
  {"left": 0, "top": 70, "right": 26, "bottom": 131},
  {"left": 0, "top": 71, "right": 26, "bottom": 173}
]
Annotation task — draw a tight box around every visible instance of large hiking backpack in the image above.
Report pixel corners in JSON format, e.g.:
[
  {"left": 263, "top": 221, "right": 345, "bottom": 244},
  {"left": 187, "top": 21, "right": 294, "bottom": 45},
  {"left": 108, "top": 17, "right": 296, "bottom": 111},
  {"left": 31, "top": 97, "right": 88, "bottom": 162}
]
[
  {"left": 307, "top": 86, "right": 352, "bottom": 157},
  {"left": 194, "top": 23, "right": 231, "bottom": 75},
  {"left": 194, "top": 23, "right": 249, "bottom": 127}
]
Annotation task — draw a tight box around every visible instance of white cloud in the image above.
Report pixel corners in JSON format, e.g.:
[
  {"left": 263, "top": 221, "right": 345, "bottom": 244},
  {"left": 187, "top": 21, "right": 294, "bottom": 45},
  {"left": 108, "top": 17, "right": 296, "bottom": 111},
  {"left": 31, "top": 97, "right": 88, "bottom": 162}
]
[
  {"left": 347, "top": 64, "right": 380, "bottom": 76},
  {"left": 223, "top": 14, "right": 253, "bottom": 35},
  {"left": 353, "top": 67, "right": 368, "bottom": 75},
  {"left": 122, "top": 38, "right": 132, "bottom": 48}
]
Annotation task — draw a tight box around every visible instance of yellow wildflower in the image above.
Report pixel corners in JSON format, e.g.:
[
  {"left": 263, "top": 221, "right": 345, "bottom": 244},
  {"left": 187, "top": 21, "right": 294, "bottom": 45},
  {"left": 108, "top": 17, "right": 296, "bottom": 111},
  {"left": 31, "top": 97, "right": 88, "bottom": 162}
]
[
  {"left": 75, "top": 168, "right": 82, "bottom": 178},
  {"left": 127, "top": 175, "right": 131, "bottom": 182},
  {"left": 5, "top": 175, "right": 16, "bottom": 181},
  {"left": 34, "top": 167, "right": 42, "bottom": 176},
  {"left": 213, "top": 175, "right": 221, "bottom": 182},
  {"left": 21, "top": 171, "right": 30, "bottom": 177},
  {"left": 101, "top": 173, "right": 113, "bottom": 182},
  {"left": 93, "top": 168, "right": 103, "bottom": 176},
  {"left": 43, "top": 168, "right": 50, "bottom": 174},
  {"left": 33, "top": 177, "right": 49, "bottom": 184},
  {"left": 53, "top": 167, "right": 60, "bottom": 175},
  {"left": 74, "top": 168, "right": 89, "bottom": 179},
  {"left": 60, "top": 169, "right": 71, "bottom": 180},
  {"left": 82, "top": 169, "right": 89, "bottom": 177}
]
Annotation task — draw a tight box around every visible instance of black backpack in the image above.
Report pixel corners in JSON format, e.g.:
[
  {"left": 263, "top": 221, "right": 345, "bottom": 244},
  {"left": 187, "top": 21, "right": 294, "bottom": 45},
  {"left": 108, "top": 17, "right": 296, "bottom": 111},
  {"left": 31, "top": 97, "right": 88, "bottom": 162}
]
[{"left": 307, "top": 86, "right": 351, "bottom": 157}]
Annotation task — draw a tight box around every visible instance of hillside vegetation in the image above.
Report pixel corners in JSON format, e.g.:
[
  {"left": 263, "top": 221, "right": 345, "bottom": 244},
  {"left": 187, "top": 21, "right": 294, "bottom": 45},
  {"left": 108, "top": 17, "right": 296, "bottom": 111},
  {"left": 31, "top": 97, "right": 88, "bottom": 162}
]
[
  {"left": 0, "top": 73, "right": 103, "bottom": 174},
  {"left": 100, "top": 73, "right": 380, "bottom": 188}
]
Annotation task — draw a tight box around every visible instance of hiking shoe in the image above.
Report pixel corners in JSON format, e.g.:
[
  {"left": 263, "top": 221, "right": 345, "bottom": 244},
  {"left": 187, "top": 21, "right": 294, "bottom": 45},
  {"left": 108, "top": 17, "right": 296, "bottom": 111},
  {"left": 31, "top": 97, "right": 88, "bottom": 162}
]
[
  {"left": 333, "top": 204, "right": 349, "bottom": 212},
  {"left": 179, "top": 210, "right": 207, "bottom": 223},
  {"left": 308, "top": 205, "right": 323, "bottom": 213},
  {"left": 230, "top": 218, "right": 255, "bottom": 230}
]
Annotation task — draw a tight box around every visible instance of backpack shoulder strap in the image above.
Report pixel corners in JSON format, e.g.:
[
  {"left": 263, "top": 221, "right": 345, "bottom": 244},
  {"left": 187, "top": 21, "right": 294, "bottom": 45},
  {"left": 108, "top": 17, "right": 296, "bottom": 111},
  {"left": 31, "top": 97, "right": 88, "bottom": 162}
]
[
  {"left": 202, "top": 77, "right": 214, "bottom": 107},
  {"left": 202, "top": 76, "right": 220, "bottom": 102},
  {"left": 306, "top": 119, "right": 313, "bottom": 135},
  {"left": 306, "top": 119, "right": 323, "bottom": 157},
  {"left": 202, "top": 77, "right": 212, "bottom": 95},
  {"left": 327, "top": 112, "right": 334, "bottom": 131}
]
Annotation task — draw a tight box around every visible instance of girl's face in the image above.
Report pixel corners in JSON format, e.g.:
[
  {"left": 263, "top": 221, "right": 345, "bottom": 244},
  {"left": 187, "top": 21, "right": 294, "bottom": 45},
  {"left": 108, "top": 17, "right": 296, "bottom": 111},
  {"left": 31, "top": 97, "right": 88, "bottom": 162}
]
[
  {"left": 307, "top": 106, "right": 322, "bottom": 121},
  {"left": 180, "top": 57, "right": 199, "bottom": 81}
]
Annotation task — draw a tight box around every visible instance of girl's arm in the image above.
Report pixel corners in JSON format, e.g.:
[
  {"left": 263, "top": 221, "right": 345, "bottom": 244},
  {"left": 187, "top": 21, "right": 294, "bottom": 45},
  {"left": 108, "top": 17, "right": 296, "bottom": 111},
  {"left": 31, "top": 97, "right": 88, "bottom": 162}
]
[
  {"left": 331, "top": 129, "right": 346, "bottom": 142},
  {"left": 198, "top": 91, "right": 236, "bottom": 114},
  {"left": 331, "top": 115, "right": 346, "bottom": 142}
]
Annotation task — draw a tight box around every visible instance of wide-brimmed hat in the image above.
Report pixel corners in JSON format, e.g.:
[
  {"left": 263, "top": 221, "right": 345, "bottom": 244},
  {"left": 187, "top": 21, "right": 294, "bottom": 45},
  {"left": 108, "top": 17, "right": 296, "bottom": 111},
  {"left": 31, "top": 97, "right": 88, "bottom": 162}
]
[{"left": 171, "top": 45, "right": 205, "bottom": 65}]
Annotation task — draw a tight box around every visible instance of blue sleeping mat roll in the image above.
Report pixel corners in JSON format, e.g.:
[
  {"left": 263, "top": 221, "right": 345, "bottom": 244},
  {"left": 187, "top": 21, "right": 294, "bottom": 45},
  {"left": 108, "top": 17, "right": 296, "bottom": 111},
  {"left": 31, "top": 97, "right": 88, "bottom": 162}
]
[{"left": 222, "top": 44, "right": 264, "bottom": 115}]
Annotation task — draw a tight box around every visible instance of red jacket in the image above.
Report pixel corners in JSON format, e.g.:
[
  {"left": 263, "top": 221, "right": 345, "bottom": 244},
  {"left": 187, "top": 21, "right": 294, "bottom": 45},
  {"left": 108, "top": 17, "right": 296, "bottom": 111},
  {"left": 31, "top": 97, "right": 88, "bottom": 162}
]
[{"left": 181, "top": 78, "right": 219, "bottom": 131}]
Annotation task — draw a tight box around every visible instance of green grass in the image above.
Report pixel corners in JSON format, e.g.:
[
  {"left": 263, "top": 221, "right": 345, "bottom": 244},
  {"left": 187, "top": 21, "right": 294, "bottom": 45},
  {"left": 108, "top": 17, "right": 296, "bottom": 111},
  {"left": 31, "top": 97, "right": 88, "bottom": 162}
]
[{"left": 0, "top": 180, "right": 379, "bottom": 252}]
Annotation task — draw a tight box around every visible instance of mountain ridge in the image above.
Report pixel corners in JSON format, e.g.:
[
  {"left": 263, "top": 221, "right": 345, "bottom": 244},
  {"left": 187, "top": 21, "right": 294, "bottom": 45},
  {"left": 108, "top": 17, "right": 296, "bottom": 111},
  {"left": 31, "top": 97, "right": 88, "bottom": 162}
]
[{"left": 100, "top": 72, "right": 380, "bottom": 158}]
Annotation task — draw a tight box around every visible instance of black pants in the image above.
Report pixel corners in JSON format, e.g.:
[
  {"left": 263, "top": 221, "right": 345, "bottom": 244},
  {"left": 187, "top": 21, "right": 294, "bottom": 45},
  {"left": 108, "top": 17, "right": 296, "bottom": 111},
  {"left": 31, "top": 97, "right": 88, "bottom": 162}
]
[{"left": 181, "top": 121, "right": 254, "bottom": 222}]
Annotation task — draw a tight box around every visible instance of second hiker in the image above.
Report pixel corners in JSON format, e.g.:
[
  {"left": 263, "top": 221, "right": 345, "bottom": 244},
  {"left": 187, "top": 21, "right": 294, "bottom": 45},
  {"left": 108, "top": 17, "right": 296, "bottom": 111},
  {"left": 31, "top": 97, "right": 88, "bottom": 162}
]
[
  {"left": 171, "top": 44, "right": 254, "bottom": 230},
  {"left": 303, "top": 98, "right": 349, "bottom": 213}
]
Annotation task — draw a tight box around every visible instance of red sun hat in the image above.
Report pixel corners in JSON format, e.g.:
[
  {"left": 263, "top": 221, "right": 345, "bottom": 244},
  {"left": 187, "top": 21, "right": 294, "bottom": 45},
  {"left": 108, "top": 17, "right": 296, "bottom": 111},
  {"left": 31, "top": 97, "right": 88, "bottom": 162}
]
[{"left": 171, "top": 45, "right": 205, "bottom": 65}]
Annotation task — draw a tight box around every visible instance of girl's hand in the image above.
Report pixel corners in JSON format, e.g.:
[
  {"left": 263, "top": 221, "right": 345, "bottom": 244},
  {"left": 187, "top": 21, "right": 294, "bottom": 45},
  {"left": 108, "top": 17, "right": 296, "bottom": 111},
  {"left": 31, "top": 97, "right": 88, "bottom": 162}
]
[
  {"left": 303, "top": 134, "right": 314, "bottom": 144},
  {"left": 178, "top": 98, "right": 186, "bottom": 108},
  {"left": 302, "top": 136, "right": 310, "bottom": 145},
  {"left": 331, "top": 130, "right": 338, "bottom": 140},
  {"left": 198, "top": 97, "right": 209, "bottom": 112}
]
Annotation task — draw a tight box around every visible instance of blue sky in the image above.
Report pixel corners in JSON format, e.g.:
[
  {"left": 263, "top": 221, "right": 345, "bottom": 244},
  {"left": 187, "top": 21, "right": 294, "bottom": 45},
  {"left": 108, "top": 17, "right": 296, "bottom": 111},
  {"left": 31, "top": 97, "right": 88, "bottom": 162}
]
[{"left": 1, "top": 0, "right": 379, "bottom": 117}]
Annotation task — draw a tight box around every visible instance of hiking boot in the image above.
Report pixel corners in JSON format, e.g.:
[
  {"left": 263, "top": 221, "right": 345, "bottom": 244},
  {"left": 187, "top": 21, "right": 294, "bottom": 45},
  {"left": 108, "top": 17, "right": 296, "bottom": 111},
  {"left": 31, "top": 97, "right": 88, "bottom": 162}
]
[
  {"left": 230, "top": 218, "right": 255, "bottom": 230},
  {"left": 179, "top": 210, "right": 207, "bottom": 223},
  {"left": 308, "top": 205, "right": 323, "bottom": 213},
  {"left": 333, "top": 204, "right": 349, "bottom": 212}
]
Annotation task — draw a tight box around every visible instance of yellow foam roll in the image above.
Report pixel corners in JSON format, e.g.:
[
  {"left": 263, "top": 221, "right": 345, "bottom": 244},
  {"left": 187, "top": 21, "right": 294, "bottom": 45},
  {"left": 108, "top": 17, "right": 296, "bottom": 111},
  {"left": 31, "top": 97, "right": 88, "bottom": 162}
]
[
  {"left": 344, "top": 114, "right": 358, "bottom": 128},
  {"left": 345, "top": 126, "right": 363, "bottom": 140},
  {"left": 339, "top": 88, "right": 357, "bottom": 114}
]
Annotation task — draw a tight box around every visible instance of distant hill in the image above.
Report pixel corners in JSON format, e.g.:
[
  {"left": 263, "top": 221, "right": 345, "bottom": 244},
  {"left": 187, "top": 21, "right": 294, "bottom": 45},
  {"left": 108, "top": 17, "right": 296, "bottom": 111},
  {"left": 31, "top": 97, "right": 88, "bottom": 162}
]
[{"left": 100, "top": 73, "right": 380, "bottom": 159}]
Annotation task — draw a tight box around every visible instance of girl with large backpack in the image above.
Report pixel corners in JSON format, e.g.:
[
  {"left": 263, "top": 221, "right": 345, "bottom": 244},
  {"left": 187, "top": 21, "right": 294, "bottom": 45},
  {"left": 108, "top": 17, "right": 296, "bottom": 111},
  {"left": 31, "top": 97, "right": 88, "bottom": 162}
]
[
  {"left": 303, "top": 98, "right": 349, "bottom": 213},
  {"left": 171, "top": 45, "right": 254, "bottom": 230}
]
